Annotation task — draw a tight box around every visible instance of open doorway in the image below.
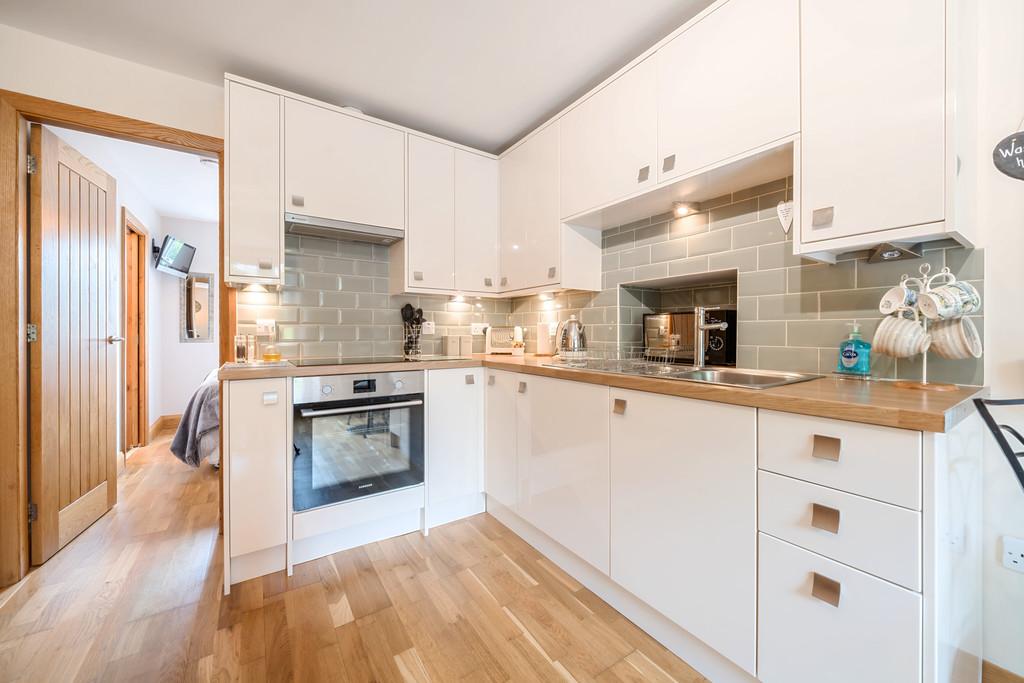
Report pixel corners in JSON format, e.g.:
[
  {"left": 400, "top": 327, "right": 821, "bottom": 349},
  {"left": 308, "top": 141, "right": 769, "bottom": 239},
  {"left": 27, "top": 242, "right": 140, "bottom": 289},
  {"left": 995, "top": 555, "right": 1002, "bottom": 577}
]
[
  {"left": 122, "top": 208, "right": 149, "bottom": 459},
  {"left": 0, "top": 90, "right": 230, "bottom": 589}
]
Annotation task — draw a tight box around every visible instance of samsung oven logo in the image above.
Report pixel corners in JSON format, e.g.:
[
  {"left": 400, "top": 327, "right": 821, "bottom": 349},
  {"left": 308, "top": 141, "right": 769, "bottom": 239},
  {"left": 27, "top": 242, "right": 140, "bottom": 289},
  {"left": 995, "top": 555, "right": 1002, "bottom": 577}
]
[{"left": 358, "top": 483, "right": 374, "bottom": 489}]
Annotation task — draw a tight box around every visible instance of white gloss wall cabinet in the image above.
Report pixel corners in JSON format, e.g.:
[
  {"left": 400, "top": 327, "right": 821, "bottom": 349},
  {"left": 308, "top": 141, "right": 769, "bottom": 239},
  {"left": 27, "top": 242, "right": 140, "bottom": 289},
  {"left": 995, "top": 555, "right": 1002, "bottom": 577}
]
[
  {"left": 609, "top": 389, "right": 757, "bottom": 675},
  {"left": 454, "top": 150, "right": 500, "bottom": 293},
  {"left": 426, "top": 368, "right": 484, "bottom": 527},
  {"left": 224, "top": 378, "right": 288, "bottom": 587},
  {"left": 515, "top": 374, "right": 610, "bottom": 573},
  {"left": 559, "top": 56, "right": 658, "bottom": 219},
  {"left": 655, "top": 0, "right": 798, "bottom": 184},
  {"left": 406, "top": 135, "right": 456, "bottom": 290},
  {"left": 758, "top": 534, "right": 923, "bottom": 683},
  {"left": 225, "top": 79, "right": 283, "bottom": 285},
  {"left": 484, "top": 369, "right": 518, "bottom": 509},
  {"left": 798, "top": 0, "right": 949, "bottom": 250},
  {"left": 284, "top": 97, "right": 406, "bottom": 231},
  {"left": 499, "top": 124, "right": 561, "bottom": 292}
]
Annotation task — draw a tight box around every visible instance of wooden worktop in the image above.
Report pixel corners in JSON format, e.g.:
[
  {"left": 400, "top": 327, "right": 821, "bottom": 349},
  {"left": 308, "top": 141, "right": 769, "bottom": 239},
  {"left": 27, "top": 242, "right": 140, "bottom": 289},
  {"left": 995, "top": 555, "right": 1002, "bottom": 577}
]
[{"left": 218, "top": 354, "right": 982, "bottom": 432}]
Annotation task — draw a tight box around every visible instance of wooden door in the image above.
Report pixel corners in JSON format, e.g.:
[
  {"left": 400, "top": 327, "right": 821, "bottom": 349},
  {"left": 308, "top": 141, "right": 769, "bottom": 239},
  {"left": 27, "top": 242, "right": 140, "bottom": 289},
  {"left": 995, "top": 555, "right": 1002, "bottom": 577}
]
[
  {"left": 123, "top": 215, "right": 147, "bottom": 451},
  {"left": 29, "top": 125, "right": 118, "bottom": 565}
]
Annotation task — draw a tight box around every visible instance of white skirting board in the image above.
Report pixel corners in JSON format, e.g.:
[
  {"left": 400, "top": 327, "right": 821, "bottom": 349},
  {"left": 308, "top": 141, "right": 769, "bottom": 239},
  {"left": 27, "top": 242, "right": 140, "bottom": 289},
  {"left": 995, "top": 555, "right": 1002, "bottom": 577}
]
[
  {"left": 426, "top": 492, "right": 486, "bottom": 530},
  {"left": 486, "top": 498, "right": 759, "bottom": 683},
  {"left": 291, "top": 510, "right": 422, "bottom": 566},
  {"left": 231, "top": 544, "right": 286, "bottom": 585}
]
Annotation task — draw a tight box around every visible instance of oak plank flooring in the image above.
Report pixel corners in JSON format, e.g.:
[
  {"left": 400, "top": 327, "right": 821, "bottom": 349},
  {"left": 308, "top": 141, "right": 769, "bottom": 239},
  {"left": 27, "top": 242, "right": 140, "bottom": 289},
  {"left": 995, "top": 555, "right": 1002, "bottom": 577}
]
[{"left": 0, "top": 438, "right": 708, "bottom": 682}]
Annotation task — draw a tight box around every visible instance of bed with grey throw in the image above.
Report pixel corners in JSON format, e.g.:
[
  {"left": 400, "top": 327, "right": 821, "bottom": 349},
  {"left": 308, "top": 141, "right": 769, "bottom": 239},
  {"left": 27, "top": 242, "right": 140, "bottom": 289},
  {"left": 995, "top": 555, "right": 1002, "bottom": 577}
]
[{"left": 171, "top": 368, "right": 220, "bottom": 467}]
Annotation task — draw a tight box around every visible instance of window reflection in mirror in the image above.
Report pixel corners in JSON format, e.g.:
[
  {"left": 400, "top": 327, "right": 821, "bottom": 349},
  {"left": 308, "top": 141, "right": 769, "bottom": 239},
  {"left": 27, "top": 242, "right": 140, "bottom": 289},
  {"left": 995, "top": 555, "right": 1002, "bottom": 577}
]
[{"left": 181, "top": 272, "right": 214, "bottom": 342}]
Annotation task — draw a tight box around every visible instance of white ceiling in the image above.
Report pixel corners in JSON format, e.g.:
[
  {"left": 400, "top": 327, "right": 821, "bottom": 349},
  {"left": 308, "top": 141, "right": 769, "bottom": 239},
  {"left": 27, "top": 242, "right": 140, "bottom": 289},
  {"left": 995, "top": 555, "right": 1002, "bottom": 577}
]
[
  {"left": 51, "top": 126, "right": 219, "bottom": 223},
  {"left": 0, "top": 0, "right": 714, "bottom": 153}
]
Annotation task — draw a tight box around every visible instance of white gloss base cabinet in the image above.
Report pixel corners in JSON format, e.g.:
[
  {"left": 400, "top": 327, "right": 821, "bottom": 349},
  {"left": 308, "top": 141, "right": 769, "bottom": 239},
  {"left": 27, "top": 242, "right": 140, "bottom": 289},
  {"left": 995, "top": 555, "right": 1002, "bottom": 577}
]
[
  {"left": 609, "top": 389, "right": 757, "bottom": 675},
  {"left": 515, "top": 374, "right": 610, "bottom": 574},
  {"left": 222, "top": 378, "right": 289, "bottom": 592},
  {"left": 224, "top": 78, "right": 283, "bottom": 285},
  {"left": 425, "top": 368, "right": 485, "bottom": 528},
  {"left": 484, "top": 369, "right": 518, "bottom": 509},
  {"left": 758, "top": 534, "right": 922, "bottom": 683}
]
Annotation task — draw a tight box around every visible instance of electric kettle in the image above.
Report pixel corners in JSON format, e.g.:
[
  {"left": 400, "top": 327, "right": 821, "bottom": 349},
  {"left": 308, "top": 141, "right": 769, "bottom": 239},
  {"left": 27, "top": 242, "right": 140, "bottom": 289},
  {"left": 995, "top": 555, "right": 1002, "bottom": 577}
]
[{"left": 555, "top": 315, "right": 587, "bottom": 355}]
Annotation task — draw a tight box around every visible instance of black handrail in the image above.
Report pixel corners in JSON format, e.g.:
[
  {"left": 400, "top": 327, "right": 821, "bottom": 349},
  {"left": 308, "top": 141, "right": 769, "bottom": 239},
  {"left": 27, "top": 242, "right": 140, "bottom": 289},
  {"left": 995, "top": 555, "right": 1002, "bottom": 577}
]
[{"left": 974, "top": 398, "right": 1024, "bottom": 495}]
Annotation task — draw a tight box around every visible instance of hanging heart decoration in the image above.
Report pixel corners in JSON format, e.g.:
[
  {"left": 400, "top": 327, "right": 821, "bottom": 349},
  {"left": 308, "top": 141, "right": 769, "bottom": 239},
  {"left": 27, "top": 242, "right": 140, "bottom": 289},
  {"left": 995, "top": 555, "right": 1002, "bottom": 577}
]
[{"left": 776, "top": 200, "right": 794, "bottom": 234}]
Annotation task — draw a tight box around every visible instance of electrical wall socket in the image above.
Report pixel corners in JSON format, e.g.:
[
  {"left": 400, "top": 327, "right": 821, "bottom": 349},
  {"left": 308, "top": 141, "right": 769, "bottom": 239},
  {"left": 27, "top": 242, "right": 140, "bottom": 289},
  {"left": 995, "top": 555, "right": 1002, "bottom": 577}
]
[
  {"left": 1003, "top": 536, "right": 1024, "bottom": 573},
  {"left": 255, "top": 319, "right": 276, "bottom": 337},
  {"left": 421, "top": 321, "right": 436, "bottom": 335},
  {"left": 471, "top": 323, "right": 488, "bottom": 335}
]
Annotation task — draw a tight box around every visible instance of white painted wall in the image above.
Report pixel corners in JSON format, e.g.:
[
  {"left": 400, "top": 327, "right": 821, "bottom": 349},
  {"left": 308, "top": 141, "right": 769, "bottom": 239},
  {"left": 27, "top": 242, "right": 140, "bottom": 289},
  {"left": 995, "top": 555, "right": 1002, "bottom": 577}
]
[
  {"left": 0, "top": 23, "right": 222, "bottom": 138},
  {"left": 157, "top": 217, "right": 220, "bottom": 415},
  {"left": 975, "top": 0, "right": 1024, "bottom": 675}
]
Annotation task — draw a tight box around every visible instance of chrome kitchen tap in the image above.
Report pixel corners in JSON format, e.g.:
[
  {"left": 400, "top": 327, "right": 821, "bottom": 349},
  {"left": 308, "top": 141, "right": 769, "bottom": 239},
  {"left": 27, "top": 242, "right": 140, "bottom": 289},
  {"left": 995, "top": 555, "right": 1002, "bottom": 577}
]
[{"left": 694, "top": 306, "right": 729, "bottom": 369}]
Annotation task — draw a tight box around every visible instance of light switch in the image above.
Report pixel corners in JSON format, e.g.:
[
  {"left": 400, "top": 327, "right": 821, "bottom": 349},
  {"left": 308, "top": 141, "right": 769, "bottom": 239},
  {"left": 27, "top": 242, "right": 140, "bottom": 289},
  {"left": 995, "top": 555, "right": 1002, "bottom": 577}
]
[
  {"left": 471, "top": 323, "right": 488, "bottom": 336},
  {"left": 262, "top": 391, "right": 278, "bottom": 405},
  {"left": 422, "top": 321, "right": 436, "bottom": 335},
  {"left": 256, "top": 318, "right": 276, "bottom": 337}
]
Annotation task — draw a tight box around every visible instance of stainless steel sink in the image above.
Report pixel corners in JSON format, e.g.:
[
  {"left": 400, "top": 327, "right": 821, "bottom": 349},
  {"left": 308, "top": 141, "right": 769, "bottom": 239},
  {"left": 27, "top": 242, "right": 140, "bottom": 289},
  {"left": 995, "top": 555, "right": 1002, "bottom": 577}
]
[{"left": 668, "top": 367, "right": 820, "bottom": 389}]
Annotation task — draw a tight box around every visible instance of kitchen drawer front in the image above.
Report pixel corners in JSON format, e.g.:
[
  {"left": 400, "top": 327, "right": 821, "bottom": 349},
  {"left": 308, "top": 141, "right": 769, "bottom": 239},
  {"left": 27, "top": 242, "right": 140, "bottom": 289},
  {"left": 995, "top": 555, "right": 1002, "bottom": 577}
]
[
  {"left": 758, "top": 471, "right": 921, "bottom": 591},
  {"left": 758, "top": 534, "right": 922, "bottom": 683},
  {"left": 758, "top": 410, "right": 921, "bottom": 509}
]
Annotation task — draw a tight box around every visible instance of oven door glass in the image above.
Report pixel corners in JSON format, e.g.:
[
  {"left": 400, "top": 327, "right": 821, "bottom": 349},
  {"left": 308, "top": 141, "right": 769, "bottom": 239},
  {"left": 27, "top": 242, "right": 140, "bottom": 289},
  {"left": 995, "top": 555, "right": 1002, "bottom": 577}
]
[{"left": 293, "top": 397, "right": 424, "bottom": 511}]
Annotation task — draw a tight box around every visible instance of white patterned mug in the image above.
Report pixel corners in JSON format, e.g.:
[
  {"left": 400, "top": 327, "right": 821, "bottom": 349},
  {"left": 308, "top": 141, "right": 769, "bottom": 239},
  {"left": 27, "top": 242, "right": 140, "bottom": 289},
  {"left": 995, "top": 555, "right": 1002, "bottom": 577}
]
[
  {"left": 930, "top": 317, "right": 982, "bottom": 360},
  {"left": 919, "top": 282, "right": 980, "bottom": 319},
  {"left": 874, "top": 310, "right": 931, "bottom": 358},
  {"left": 879, "top": 285, "right": 918, "bottom": 315}
]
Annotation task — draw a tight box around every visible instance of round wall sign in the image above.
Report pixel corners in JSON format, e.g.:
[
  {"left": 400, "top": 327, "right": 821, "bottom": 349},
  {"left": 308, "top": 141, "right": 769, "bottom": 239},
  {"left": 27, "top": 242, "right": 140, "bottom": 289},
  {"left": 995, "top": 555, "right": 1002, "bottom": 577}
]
[{"left": 993, "top": 131, "right": 1024, "bottom": 180}]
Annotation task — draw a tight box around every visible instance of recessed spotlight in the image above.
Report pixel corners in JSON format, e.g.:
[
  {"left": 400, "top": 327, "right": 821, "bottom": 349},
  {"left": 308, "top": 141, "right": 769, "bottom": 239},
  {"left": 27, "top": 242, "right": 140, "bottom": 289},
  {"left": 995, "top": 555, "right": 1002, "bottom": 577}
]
[
  {"left": 673, "top": 201, "right": 700, "bottom": 217},
  {"left": 242, "top": 283, "right": 267, "bottom": 293}
]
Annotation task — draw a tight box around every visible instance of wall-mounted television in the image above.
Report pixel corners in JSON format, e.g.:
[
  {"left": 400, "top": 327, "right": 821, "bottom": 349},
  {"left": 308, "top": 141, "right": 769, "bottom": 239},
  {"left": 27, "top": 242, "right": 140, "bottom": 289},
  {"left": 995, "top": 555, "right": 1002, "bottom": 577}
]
[{"left": 154, "top": 234, "right": 196, "bottom": 279}]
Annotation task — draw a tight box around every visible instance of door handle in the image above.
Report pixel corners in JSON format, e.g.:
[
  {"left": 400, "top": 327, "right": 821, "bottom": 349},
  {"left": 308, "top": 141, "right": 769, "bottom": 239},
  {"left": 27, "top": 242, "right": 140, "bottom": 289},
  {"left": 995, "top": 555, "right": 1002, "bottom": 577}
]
[
  {"left": 500, "top": 277, "right": 508, "bottom": 287},
  {"left": 811, "top": 572, "right": 841, "bottom": 607},
  {"left": 488, "top": 375, "right": 495, "bottom": 386},
  {"left": 810, "top": 503, "right": 841, "bottom": 534},
  {"left": 517, "top": 381, "right": 527, "bottom": 394},
  {"left": 107, "top": 335, "right": 125, "bottom": 344},
  {"left": 547, "top": 266, "right": 556, "bottom": 279},
  {"left": 811, "top": 434, "right": 841, "bottom": 462},
  {"left": 811, "top": 206, "right": 834, "bottom": 227},
  {"left": 662, "top": 154, "right": 676, "bottom": 173},
  {"left": 612, "top": 398, "right": 627, "bottom": 415},
  {"left": 258, "top": 260, "right": 273, "bottom": 270},
  {"left": 637, "top": 165, "right": 650, "bottom": 183},
  {"left": 484, "top": 277, "right": 493, "bottom": 287},
  {"left": 291, "top": 195, "right": 305, "bottom": 207},
  {"left": 465, "top": 374, "right": 475, "bottom": 385},
  {"left": 413, "top": 271, "right": 424, "bottom": 281}
]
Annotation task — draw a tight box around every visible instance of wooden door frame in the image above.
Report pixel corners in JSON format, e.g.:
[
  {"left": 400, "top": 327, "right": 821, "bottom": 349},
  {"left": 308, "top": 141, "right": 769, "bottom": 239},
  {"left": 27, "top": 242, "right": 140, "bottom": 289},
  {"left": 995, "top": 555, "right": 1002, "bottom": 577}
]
[
  {"left": 0, "top": 88, "right": 234, "bottom": 587},
  {"left": 121, "top": 208, "right": 149, "bottom": 452}
]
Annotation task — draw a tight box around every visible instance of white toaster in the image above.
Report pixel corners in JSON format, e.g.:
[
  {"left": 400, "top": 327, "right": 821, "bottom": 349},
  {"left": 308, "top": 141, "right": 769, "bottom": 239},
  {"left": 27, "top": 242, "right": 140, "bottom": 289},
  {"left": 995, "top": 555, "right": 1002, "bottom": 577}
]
[{"left": 485, "top": 326, "right": 515, "bottom": 354}]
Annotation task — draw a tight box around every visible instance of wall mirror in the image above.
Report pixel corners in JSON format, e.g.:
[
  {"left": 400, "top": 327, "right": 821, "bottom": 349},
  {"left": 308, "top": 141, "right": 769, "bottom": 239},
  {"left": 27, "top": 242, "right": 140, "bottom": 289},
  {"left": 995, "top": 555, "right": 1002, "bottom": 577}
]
[{"left": 180, "top": 272, "right": 214, "bottom": 342}]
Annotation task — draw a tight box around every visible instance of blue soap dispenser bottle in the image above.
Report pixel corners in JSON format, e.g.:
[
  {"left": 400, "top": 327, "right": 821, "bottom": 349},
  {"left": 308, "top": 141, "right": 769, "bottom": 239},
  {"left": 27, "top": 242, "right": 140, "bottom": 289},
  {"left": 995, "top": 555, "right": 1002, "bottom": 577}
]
[{"left": 836, "top": 323, "right": 871, "bottom": 377}]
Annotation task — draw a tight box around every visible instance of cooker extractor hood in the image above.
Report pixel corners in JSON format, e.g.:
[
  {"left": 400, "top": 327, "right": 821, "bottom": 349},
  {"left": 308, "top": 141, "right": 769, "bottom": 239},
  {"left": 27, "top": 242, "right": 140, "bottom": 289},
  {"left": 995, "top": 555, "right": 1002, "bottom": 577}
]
[{"left": 284, "top": 212, "right": 404, "bottom": 245}]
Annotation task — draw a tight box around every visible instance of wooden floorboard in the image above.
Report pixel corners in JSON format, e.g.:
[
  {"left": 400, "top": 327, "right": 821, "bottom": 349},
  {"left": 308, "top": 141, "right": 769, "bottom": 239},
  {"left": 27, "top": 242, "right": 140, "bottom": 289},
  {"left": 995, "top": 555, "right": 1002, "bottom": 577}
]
[{"left": 0, "top": 437, "right": 708, "bottom": 682}]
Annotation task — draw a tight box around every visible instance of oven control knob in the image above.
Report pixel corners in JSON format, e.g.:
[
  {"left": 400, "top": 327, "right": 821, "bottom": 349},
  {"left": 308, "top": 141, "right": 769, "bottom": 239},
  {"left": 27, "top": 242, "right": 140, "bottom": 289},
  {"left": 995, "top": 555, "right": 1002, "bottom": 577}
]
[
  {"left": 394, "top": 379, "right": 405, "bottom": 391},
  {"left": 321, "top": 385, "right": 333, "bottom": 396}
]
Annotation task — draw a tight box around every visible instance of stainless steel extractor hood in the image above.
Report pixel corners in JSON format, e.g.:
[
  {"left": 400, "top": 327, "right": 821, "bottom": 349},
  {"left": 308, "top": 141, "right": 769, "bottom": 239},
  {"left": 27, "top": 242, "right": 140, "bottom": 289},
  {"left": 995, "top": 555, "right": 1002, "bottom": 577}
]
[{"left": 284, "top": 212, "right": 404, "bottom": 245}]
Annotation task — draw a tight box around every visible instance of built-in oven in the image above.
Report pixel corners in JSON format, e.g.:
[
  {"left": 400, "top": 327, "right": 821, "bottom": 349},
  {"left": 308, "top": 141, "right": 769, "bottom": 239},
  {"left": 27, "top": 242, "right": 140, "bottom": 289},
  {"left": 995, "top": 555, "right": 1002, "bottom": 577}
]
[
  {"left": 643, "top": 308, "right": 737, "bottom": 366},
  {"left": 292, "top": 371, "right": 424, "bottom": 511}
]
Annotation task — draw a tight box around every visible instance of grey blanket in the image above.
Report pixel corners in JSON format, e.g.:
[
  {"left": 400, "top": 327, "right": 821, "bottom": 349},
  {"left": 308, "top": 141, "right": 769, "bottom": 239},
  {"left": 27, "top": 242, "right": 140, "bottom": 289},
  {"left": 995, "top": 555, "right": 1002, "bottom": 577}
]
[{"left": 171, "top": 369, "right": 220, "bottom": 467}]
